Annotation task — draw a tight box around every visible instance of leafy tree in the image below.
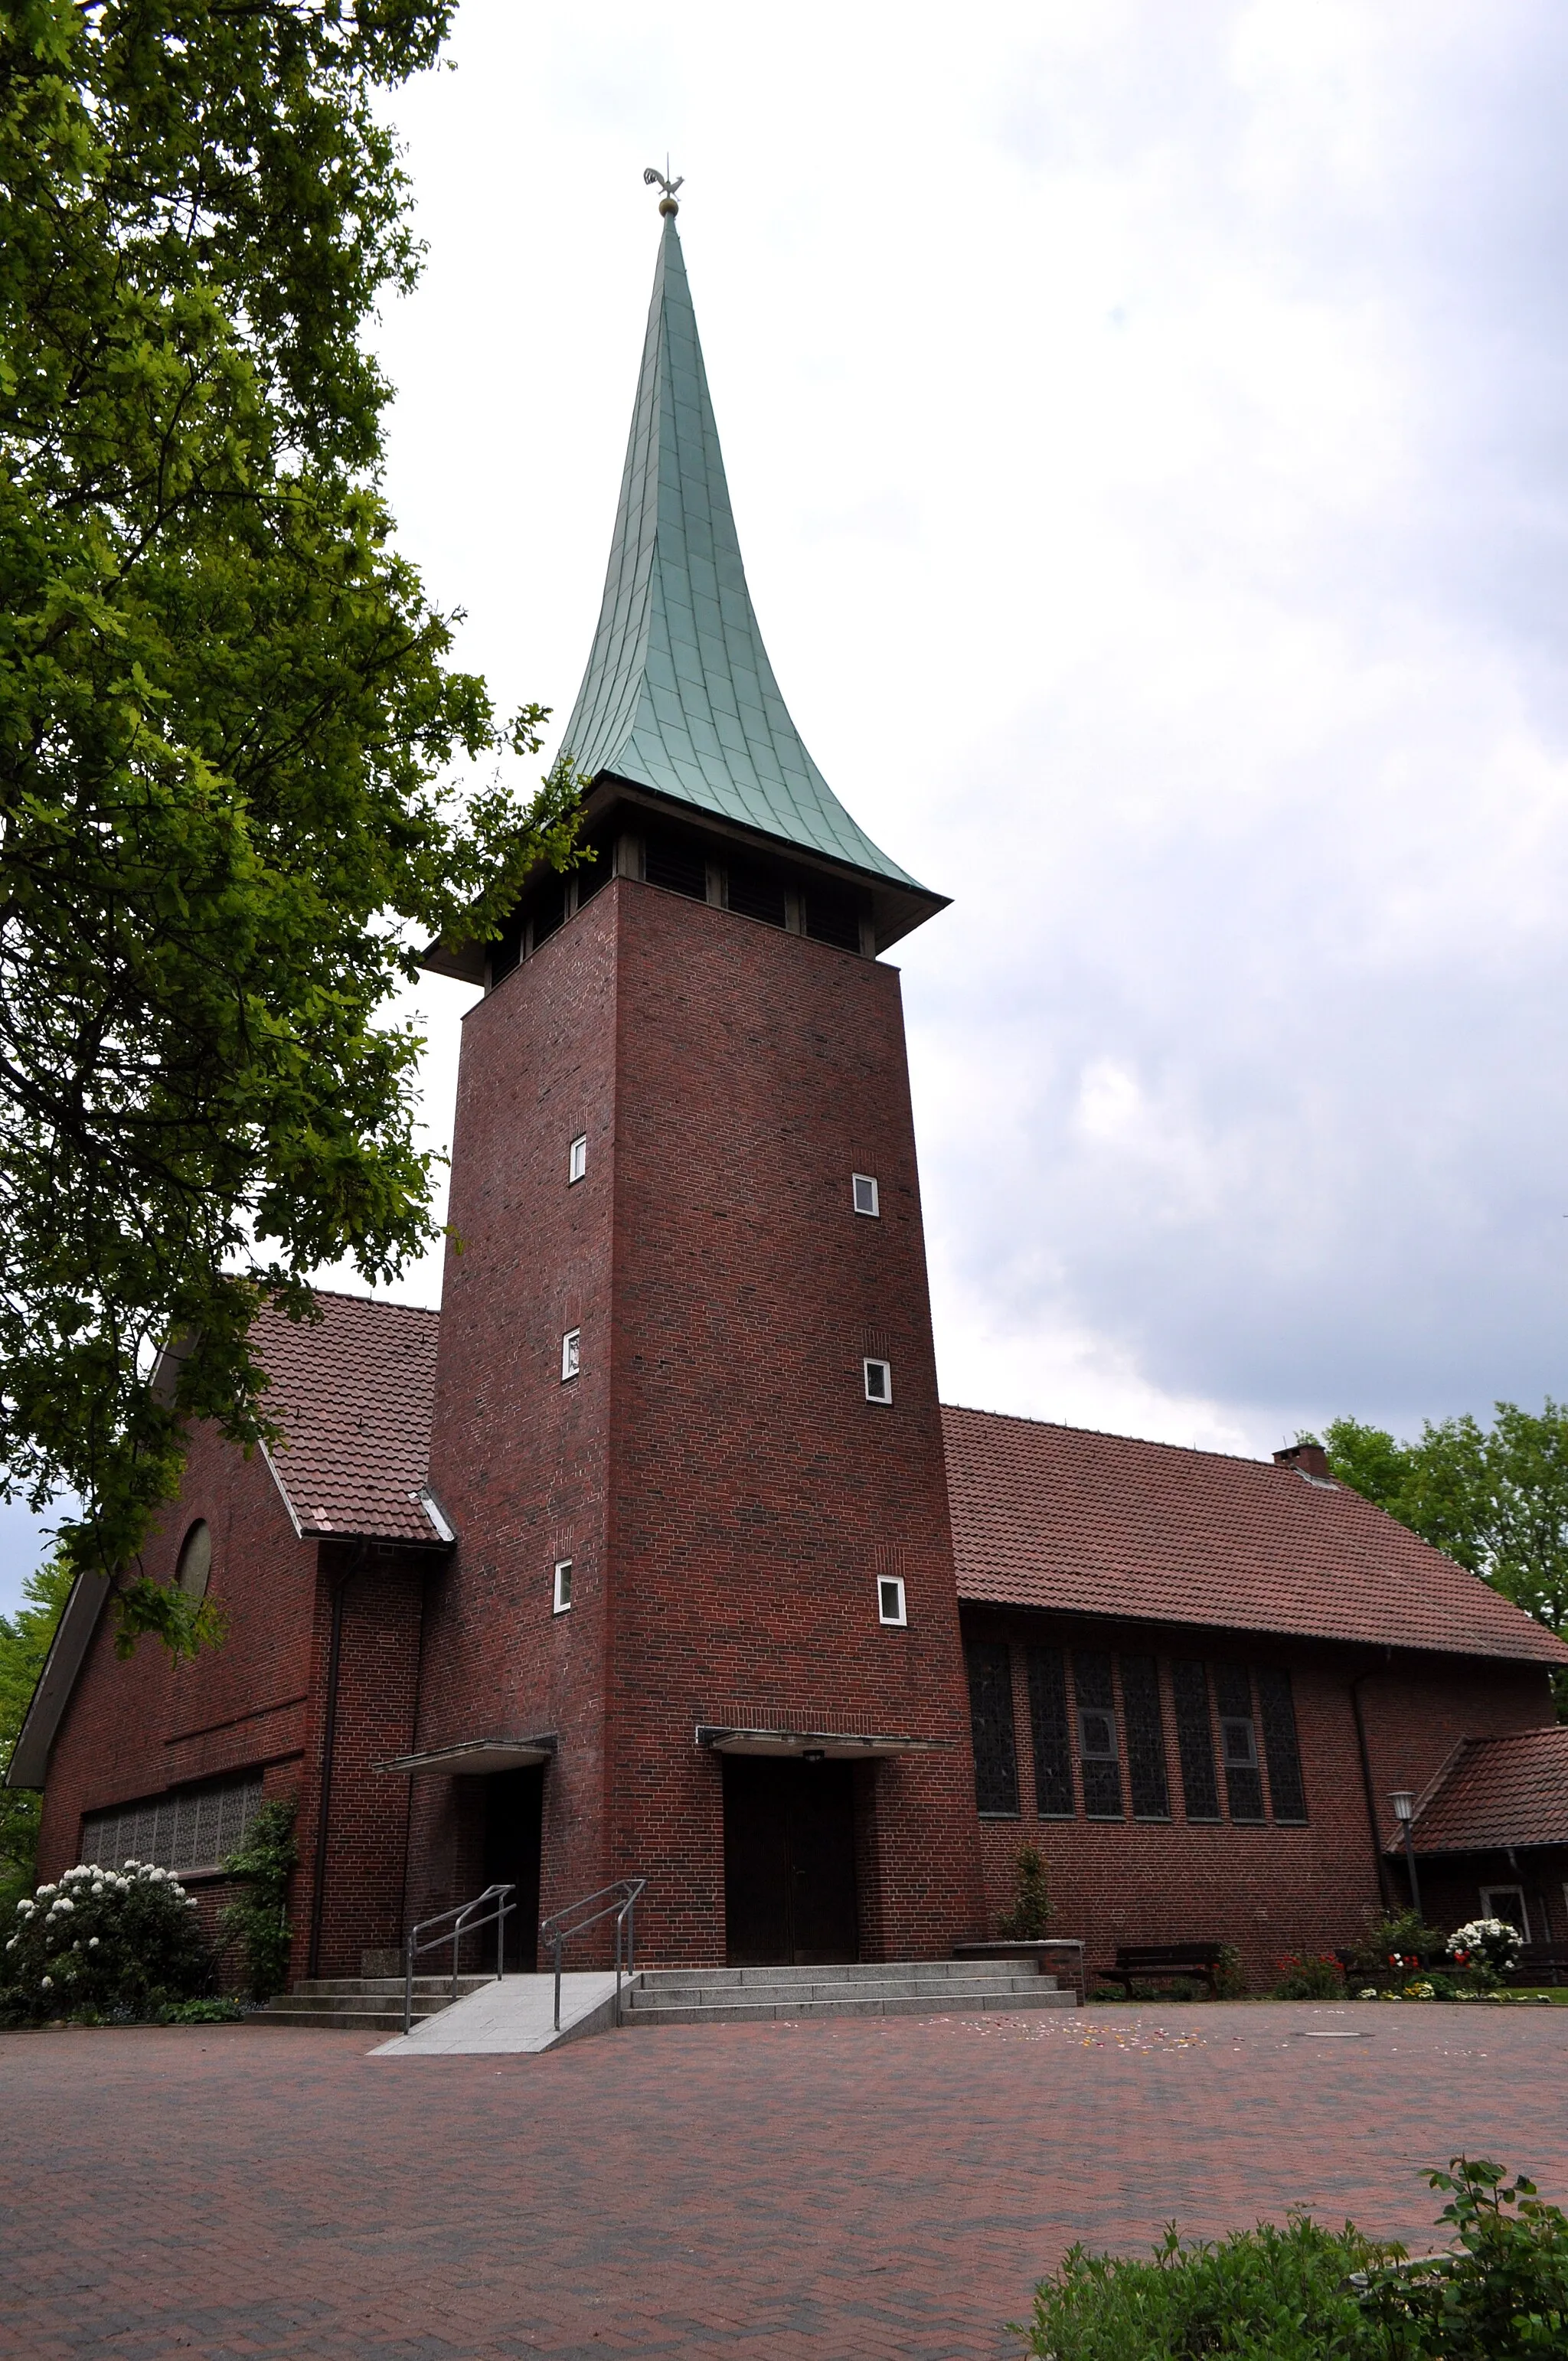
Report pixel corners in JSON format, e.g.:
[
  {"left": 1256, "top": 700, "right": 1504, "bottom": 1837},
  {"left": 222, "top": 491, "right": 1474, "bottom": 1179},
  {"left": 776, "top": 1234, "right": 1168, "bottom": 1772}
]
[
  {"left": 217, "top": 1797, "right": 296, "bottom": 2000},
  {"left": 1, "top": 1, "right": 581, "bottom": 1654},
  {"left": 1323, "top": 1403, "right": 1568, "bottom": 1713},
  {"left": 0, "top": 1554, "right": 74, "bottom": 1913}
]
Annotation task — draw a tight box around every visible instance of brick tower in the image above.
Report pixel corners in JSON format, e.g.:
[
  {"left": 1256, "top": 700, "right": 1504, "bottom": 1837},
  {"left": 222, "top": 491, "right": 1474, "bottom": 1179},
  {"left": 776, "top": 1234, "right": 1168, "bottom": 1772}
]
[{"left": 413, "top": 194, "right": 984, "bottom": 1966}]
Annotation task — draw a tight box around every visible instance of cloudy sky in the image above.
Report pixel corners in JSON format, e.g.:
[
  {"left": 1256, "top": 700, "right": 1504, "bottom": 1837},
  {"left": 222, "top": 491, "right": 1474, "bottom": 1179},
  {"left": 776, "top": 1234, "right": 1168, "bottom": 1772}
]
[{"left": 7, "top": 0, "right": 1568, "bottom": 1605}]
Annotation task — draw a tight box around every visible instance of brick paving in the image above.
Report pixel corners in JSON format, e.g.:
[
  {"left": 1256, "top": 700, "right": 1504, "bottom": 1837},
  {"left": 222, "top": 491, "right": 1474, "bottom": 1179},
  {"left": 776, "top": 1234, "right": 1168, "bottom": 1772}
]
[{"left": 2, "top": 2002, "right": 1566, "bottom": 2359}]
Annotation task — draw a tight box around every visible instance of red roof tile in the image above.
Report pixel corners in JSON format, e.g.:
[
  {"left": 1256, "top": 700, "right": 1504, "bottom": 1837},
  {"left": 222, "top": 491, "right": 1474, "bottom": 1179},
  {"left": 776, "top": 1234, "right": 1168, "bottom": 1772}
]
[
  {"left": 252, "top": 1292, "right": 443, "bottom": 1545},
  {"left": 1406, "top": 1726, "right": 1568, "bottom": 1853},
  {"left": 942, "top": 1405, "right": 1568, "bottom": 1665}
]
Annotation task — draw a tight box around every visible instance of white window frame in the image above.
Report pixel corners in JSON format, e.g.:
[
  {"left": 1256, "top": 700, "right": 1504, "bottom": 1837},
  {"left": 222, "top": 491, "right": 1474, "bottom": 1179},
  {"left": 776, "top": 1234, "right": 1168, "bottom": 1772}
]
[
  {"left": 568, "top": 1133, "right": 588, "bottom": 1184},
  {"left": 863, "top": 1356, "right": 893, "bottom": 1404},
  {"left": 877, "top": 1575, "right": 906, "bottom": 1626},
  {"left": 852, "top": 1173, "right": 880, "bottom": 1217},
  {"left": 560, "top": 1328, "right": 580, "bottom": 1382},
  {"left": 1077, "top": 1704, "right": 1118, "bottom": 1762},
  {"left": 1219, "top": 1714, "right": 1259, "bottom": 1769},
  {"left": 553, "top": 1558, "right": 573, "bottom": 1615},
  {"left": 1481, "top": 1884, "right": 1530, "bottom": 1941}
]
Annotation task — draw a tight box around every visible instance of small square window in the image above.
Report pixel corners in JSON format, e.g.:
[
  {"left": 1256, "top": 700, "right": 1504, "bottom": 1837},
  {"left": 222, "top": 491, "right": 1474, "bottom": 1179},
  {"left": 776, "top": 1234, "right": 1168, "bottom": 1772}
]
[
  {"left": 553, "top": 1559, "right": 573, "bottom": 1615},
  {"left": 1077, "top": 1706, "right": 1118, "bottom": 1760},
  {"left": 560, "top": 1328, "right": 580, "bottom": 1382},
  {"left": 568, "top": 1134, "right": 587, "bottom": 1184},
  {"left": 852, "top": 1174, "right": 880, "bottom": 1217},
  {"left": 864, "top": 1357, "right": 893, "bottom": 1403},
  {"left": 1219, "top": 1715, "right": 1257, "bottom": 1768},
  {"left": 877, "top": 1575, "right": 906, "bottom": 1625},
  {"left": 1481, "top": 1885, "right": 1529, "bottom": 1941}
]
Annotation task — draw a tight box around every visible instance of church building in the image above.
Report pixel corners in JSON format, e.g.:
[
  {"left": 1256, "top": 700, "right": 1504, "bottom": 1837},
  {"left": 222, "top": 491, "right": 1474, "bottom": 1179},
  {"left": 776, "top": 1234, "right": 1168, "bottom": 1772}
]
[{"left": 11, "top": 198, "right": 1567, "bottom": 1990}]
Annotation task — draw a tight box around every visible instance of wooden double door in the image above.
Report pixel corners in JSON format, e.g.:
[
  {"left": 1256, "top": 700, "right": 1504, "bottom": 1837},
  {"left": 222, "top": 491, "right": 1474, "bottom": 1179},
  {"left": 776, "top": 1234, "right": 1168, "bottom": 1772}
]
[{"left": 722, "top": 1755, "right": 859, "bottom": 1966}]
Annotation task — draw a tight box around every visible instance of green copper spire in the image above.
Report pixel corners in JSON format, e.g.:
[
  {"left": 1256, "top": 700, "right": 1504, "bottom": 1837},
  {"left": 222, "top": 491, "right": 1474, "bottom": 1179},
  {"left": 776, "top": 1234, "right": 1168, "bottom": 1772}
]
[{"left": 561, "top": 207, "right": 923, "bottom": 890}]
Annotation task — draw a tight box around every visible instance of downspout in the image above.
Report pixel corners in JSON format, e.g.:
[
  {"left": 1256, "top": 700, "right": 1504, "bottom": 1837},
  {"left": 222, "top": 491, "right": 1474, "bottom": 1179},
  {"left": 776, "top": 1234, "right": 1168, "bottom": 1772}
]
[
  {"left": 1349, "top": 1666, "right": 1395, "bottom": 1912},
  {"left": 306, "top": 1563, "right": 354, "bottom": 1978}
]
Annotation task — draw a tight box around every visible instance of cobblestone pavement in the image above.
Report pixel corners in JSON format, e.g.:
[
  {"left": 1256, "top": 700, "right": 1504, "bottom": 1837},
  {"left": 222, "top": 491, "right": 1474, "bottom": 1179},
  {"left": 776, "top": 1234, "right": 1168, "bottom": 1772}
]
[{"left": 2, "top": 2003, "right": 1566, "bottom": 2359}]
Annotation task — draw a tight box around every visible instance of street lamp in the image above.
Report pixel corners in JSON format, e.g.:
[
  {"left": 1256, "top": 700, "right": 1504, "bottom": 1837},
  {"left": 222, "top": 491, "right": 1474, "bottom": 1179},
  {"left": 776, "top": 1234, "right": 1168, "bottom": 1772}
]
[{"left": 1390, "top": 1790, "right": 1423, "bottom": 1923}]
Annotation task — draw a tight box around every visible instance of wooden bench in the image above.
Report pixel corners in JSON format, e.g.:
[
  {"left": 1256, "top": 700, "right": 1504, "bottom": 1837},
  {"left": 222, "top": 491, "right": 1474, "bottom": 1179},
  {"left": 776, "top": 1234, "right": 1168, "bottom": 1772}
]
[
  {"left": 1097, "top": 1943, "right": 1227, "bottom": 1998},
  {"left": 1508, "top": 1946, "right": 1568, "bottom": 1989}
]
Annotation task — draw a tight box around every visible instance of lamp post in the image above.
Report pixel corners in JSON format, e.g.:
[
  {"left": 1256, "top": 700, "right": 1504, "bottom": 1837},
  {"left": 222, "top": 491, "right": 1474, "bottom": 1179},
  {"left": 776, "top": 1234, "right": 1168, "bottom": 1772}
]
[{"left": 1390, "top": 1790, "right": 1423, "bottom": 1924}]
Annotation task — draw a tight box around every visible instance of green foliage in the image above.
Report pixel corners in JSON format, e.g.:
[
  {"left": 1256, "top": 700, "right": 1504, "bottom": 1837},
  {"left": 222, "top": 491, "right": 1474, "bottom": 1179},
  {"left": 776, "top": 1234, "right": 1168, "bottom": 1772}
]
[
  {"left": 0, "top": 0, "right": 583, "bottom": 1650},
  {"left": 1322, "top": 1406, "right": 1568, "bottom": 1696},
  {"left": 0, "top": 1857, "right": 212, "bottom": 2021},
  {"left": 1363, "top": 2160, "right": 1568, "bottom": 2359},
  {"left": 1351, "top": 1909, "right": 1449, "bottom": 1972},
  {"left": 1018, "top": 2159, "right": 1568, "bottom": 2359},
  {"left": 1017, "top": 2211, "right": 1407, "bottom": 2359},
  {"left": 0, "top": 1553, "right": 71, "bottom": 1916},
  {"left": 157, "top": 1994, "right": 243, "bottom": 2023},
  {"left": 1272, "top": 1951, "right": 1346, "bottom": 2000},
  {"left": 217, "top": 1798, "right": 296, "bottom": 2000},
  {"left": 996, "top": 1844, "right": 1054, "bottom": 1940},
  {"left": 1214, "top": 1943, "right": 1246, "bottom": 1999}
]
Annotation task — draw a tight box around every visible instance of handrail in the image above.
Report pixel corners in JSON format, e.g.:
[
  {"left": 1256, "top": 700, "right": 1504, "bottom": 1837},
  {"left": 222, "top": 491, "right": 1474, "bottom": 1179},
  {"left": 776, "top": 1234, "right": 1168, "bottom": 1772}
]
[
  {"left": 403, "top": 1883, "right": 514, "bottom": 2034},
  {"left": 537, "top": 1877, "right": 646, "bottom": 2031}
]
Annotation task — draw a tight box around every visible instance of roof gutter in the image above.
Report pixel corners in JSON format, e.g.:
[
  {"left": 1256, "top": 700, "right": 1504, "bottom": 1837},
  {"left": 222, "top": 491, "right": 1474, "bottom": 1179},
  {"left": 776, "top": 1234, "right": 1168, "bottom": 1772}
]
[{"left": 1349, "top": 1665, "right": 1394, "bottom": 1912}]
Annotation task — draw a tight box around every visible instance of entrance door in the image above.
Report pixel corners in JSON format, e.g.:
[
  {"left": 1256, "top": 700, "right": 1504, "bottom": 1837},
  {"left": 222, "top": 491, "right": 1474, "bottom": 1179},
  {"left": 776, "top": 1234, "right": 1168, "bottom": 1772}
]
[
  {"left": 481, "top": 1765, "right": 544, "bottom": 1971},
  {"left": 722, "top": 1755, "right": 858, "bottom": 1966}
]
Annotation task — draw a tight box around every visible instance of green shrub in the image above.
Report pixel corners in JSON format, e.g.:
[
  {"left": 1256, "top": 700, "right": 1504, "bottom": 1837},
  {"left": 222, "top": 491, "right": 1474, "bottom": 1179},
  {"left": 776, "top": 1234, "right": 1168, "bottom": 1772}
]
[
  {"left": 1214, "top": 1944, "right": 1247, "bottom": 1999},
  {"left": 1, "top": 1860, "right": 212, "bottom": 2022},
  {"left": 1016, "top": 2158, "right": 1567, "bottom": 2359},
  {"left": 217, "top": 1799, "right": 297, "bottom": 2002},
  {"left": 1016, "top": 2212, "right": 1404, "bottom": 2358},
  {"left": 1351, "top": 1908, "right": 1449, "bottom": 1974},
  {"left": 1272, "top": 1951, "right": 1346, "bottom": 2000},
  {"left": 996, "top": 1845, "right": 1054, "bottom": 1940},
  {"left": 158, "top": 1996, "right": 244, "bottom": 2024}
]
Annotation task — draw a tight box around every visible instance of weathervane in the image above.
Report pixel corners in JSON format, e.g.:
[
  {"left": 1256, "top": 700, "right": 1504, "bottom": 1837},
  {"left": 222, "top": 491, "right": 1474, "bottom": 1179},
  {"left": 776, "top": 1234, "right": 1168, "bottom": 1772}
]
[{"left": 643, "top": 162, "right": 683, "bottom": 217}]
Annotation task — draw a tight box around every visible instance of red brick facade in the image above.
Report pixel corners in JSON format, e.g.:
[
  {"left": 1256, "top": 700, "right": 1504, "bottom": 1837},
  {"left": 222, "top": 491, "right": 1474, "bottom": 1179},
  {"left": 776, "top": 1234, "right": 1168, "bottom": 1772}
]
[{"left": 24, "top": 876, "right": 1568, "bottom": 1990}]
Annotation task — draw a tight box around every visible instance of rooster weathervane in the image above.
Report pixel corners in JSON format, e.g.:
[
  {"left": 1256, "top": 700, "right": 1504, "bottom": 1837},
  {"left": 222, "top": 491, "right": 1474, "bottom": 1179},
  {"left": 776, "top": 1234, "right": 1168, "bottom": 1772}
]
[{"left": 644, "top": 164, "right": 683, "bottom": 216}]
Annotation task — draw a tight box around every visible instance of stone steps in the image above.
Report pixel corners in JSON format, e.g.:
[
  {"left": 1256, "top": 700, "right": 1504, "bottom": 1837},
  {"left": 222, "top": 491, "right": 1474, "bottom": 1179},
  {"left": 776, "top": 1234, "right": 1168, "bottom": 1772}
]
[
  {"left": 254, "top": 1974, "right": 494, "bottom": 2033},
  {"left": 621, "top": 1958, "right": 1078, "bottom": 2028}
]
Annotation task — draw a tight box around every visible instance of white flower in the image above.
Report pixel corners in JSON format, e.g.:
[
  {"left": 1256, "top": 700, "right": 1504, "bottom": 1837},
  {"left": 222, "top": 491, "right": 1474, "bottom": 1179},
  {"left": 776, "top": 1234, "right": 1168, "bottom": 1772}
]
[
  {"left": 122, "top": 1860, "right": 140, "bottom": 1872},
  {"left": 88, "top": 1938, "right": 100, "bottom": 1950},
  {"left": 35, "top": 1883, "right": 57, "bottom": 1898},
  {"left": 5, "top": 1938, "right": 16, "bottom": 1953},
  {"left": 40, "top": 1975, "right": 52, "bottom": 1990},
  {"left": 52, "top": 1896, "right": 74, "bottom": 1914}
]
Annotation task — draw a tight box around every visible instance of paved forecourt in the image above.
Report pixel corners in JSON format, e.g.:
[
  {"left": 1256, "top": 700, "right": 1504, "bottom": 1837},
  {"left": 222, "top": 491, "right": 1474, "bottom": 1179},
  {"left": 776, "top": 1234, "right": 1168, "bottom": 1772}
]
[{"left": 2, "top": 2002, "right": 1565, "bottom": 2360}]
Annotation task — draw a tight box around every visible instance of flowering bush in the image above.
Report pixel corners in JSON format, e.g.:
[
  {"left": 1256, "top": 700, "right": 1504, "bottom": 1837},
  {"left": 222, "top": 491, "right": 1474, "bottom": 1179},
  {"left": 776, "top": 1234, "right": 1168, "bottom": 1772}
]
[
  {"left": 1271, "top": 1952, "right": 1345, "bottom": 2000},
  {"left": 1, "top": 1860, "right": 214, "bottom": 2022},
  {"left": 1447, "top": 1917, "right": 1522, "bottom": 1983}
]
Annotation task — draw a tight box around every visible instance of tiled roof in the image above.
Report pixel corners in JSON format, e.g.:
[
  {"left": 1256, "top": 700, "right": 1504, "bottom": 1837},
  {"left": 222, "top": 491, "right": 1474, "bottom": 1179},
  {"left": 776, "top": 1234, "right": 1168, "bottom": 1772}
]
[
  {"left": 1405, "top": 1726, "right": 1568, "bottom": 1853},
  {"left": 942, "top": 1405, "right": 1568, "bottom": 1665},
  {"left": 559, "top": 213, "right": 924, "bottom": 890},
  {"left": 251, "top": 1292, "right": 443, "bottom": 1545}
]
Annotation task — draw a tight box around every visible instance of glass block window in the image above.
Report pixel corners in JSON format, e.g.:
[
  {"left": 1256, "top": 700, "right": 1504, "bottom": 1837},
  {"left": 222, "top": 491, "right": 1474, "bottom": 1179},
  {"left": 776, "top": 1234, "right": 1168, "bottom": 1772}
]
[
  {"left": 80, "top": 1775, "right": 263, "bottom": 1879},
  {"left": 1171, "top": 1660, "right": 1221, "bottom": 1821},
  {"left": 1255, "top": 1664, "right": 1308, "bottom": 1823},
  {"left": 1212, "top": 1663, "right": 1266, "bottom": 1821},
  {"left": 1025, "top": 1646, "right": 1076, "bottom": 1818},
  {"left": 1120, "top": 1654, "right": 1171, "bottom": 1820},
  {"left": 1073, "top": 1651, "right": 1123, "bottom": 1819},
  {"left": 965, "top": 1641, "right": 1020, "bottom": 1816}
]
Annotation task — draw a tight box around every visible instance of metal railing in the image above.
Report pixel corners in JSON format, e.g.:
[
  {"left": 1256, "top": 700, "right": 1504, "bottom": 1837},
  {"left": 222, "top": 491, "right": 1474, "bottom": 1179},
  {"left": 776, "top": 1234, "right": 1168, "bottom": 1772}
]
[
  {"left": 538, "top": 1877, "right": 646, "bottom": 2030},
  {"left": 403, "top": 1883, "right": 514, "bottom": 2034}
]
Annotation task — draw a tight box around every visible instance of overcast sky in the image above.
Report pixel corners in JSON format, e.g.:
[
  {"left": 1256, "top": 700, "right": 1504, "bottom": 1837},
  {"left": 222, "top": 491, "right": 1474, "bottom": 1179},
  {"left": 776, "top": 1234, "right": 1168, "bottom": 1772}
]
[{"left": 8, "top": 0, "right": 1568, "bottom": 1607}]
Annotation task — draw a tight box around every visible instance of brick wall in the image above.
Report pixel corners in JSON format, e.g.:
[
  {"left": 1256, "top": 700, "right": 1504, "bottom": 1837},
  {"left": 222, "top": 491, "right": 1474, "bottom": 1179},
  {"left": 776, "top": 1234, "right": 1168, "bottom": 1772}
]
[
  {"left": 36, "top": 1423, "right": 317, "bottom": 1890},
  {"left": 959, "top": 1607, "right": 1554, "bottom": 1987},
  {"left": 419, "top": 874, "right": 984, "bottom": 1964}
]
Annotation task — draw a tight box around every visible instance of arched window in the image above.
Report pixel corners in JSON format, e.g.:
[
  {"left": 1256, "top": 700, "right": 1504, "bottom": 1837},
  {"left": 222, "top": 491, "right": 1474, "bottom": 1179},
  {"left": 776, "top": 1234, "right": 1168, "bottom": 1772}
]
[{"left": 175, "top": 1519, "right": 212, "bottom": 1602}]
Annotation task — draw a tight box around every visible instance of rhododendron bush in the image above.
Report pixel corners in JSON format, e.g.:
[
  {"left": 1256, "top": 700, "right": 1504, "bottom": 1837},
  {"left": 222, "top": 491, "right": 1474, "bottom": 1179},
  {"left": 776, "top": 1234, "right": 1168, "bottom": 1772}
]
[{"left": 1, "top": 1861, "right": 212, "bottom": 2021}]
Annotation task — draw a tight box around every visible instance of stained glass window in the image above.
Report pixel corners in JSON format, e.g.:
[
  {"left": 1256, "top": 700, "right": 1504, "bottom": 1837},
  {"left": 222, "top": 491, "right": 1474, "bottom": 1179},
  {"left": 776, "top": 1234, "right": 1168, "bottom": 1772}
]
[
  {"left": 1171, "top": 1660, "right": 1221, "bottom": 1821},
  {"left": 1025, "top": 1646, "right": 1076, "bottom": 1817},
  {"left": 966, "top": 1641, "right": 1020, "bottom": 1815},
  {"left": 1120, "top": 1654, "right": 1171, "bottom": 1820},
  {"left": 1255, "top": 1664, "right": 1308, "bottom": 1823},
  {"left": 1212, "top": 1663, "right": 1266, "bottom": 1821},
  {"left": 1073, "top": 1651, "right": 1124, "bottom": 1819}
]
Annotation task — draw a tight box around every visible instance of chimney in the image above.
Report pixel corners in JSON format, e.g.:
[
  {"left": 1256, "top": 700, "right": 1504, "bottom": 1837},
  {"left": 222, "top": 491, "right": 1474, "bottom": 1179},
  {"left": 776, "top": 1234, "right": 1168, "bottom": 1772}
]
[{"left": 1274, "top": 1440, "right": 1331, "bottom": 1481}]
